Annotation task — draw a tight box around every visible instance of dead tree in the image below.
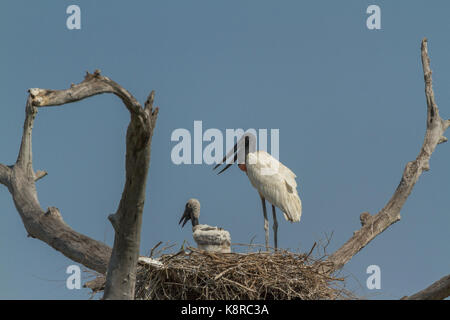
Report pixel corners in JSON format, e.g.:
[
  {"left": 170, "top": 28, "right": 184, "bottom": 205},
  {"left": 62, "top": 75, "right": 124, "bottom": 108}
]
[
  {"left": 1, "top": 39, "right": 449, "bottom": 300},
  {"left": 321, "top": 38, "right": 450, "bottom": 298},
  {"left": 0, "top": 70, "right": 158, "bottom": 299},
  {"left": 83, "top": 39, "right": 450, "bottom": 300}
]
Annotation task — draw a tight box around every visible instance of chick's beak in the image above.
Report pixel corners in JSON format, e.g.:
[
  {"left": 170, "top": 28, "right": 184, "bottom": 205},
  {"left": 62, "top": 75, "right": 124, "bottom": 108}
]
[{"left": 179, "top": 207, "right": 191, "bottom": 228}]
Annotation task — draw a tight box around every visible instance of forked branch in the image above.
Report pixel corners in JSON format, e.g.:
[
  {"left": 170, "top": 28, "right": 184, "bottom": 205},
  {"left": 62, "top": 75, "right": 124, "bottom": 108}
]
[
  {"left": 0, "top": 70, "right": 158, "bottom": 299},
  {"left": 324, "top": 39, "right": 450, "bottom": 284}
]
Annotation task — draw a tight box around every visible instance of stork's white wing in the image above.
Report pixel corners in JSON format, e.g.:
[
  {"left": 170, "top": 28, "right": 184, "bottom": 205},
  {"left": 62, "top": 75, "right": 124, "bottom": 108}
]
[{"left": 246, "top": 151, "right": 302, "bottom": 222}]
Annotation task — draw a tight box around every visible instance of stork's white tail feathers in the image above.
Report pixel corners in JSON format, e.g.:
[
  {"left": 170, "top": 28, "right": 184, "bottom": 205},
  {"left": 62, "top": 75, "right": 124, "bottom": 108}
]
[{"left": 280, "top": 180, "right": 302, "bottom": 222}]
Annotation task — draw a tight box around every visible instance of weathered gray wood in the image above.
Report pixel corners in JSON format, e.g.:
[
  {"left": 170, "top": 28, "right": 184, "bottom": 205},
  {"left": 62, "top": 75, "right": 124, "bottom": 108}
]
[
  {"left": 1, "top": 42, "right": 447, "bottom": 301},
  {"left": 2, "top": 87, "right": 113, "bottom": 274},
  {"left": 0, "top": 70, "right": 158, "bottom": 299},
  {"left": 0, "top": 164, "right": 11, "bottom": 186},
  {"left": 103, "top": 90, "right": 158, "bottom": 300},
  {"left": 325, "top": 38, "right": 450, "bottom": 274},
  {"left": 403, "top": 274, "right": 450, "bottom": 300}
]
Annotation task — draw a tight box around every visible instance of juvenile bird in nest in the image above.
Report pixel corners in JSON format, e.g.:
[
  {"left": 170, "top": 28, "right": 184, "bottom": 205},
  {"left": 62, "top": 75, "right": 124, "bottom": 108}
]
[{"left": 179, "top": 198, "right": 231, "bottom": 253}]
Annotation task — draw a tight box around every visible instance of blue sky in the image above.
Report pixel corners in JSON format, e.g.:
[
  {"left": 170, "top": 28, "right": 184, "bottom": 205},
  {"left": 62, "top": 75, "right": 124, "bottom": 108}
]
[{"left": 0, "top": 1, "right": 449, "bottom": 299}]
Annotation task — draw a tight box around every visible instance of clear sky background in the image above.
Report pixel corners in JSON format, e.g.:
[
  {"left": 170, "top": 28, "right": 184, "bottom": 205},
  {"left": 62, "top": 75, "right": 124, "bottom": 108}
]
[{"left": 1, "top": 1, "right": 449, "bottom": 300}]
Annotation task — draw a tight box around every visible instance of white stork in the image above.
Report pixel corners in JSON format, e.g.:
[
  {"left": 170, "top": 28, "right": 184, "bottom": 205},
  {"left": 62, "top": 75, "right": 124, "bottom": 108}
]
[
  {"left": 179, "top": 198, "right": 231, "bottom": 253},
  {"left": 214, "top": 133, "right": 302, "bottom": 250}
]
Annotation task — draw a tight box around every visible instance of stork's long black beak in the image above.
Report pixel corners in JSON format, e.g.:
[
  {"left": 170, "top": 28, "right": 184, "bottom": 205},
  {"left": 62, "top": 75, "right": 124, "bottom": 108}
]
[
  {"left": 213, "top": 141, "right": 239, "bottom": 175},
  {"left": 214, "top": 134, "right": 255, "bottom": 175}
]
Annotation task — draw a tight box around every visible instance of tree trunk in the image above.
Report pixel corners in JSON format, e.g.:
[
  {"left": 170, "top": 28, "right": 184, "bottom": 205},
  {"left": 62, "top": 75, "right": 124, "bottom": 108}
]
[{"left": 0, "top": 70, "right": 158, "bottom": 299}]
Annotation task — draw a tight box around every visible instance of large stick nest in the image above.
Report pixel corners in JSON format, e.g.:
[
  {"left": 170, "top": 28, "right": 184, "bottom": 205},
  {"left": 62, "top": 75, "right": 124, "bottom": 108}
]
[{"left": 134, "top": 246, "right": 352, "bottom": 300}]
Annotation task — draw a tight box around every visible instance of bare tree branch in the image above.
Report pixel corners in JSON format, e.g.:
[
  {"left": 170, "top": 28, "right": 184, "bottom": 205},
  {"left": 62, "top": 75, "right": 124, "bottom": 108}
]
[
  {"left": 402, "top": 274, "right": 450, "bottom": 300},
  {"left": 103, "top": 89, "right": 159, "bottom": 299},
  {"left": 34, "top": 170, "right": 48, "bottom": 182},
  {"left": 0, "top": 163, "right": 11, "bottom": 186},
  {"left": 1, "top": 70, "right": 158, "bottom": 299},
  {"left": 9, "top": 169, "right": 112, "bottom": 274},
  {"left": 28, "top": 70, "right": 141, "bottom": 113},
  {"left": 324, "top": 38, "right": 449, "bottom": 272},
  {"left": 15, "top": 96, "right": 36, "bottom": 176},
  {"left": 83, "top": 256, "right": 163, "bottom": 294}
]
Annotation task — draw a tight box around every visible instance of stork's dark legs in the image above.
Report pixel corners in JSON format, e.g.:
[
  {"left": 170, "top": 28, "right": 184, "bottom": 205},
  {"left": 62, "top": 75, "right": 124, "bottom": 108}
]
[
  {"left": 272, "top": 205, "right": 278, "bottom": 251},
  {"left": 260, "top": 195, "right": 269, "bottom": 251}
]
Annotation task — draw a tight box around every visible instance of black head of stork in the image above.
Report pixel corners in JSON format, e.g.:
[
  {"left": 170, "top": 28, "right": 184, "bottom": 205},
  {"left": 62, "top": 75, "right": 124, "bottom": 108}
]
[
  {"left": 179, "top": 198, "right": 201, "bottom": 228},
  {"left": 213, "top": 132, "right": 257, "bottom": 174}
]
